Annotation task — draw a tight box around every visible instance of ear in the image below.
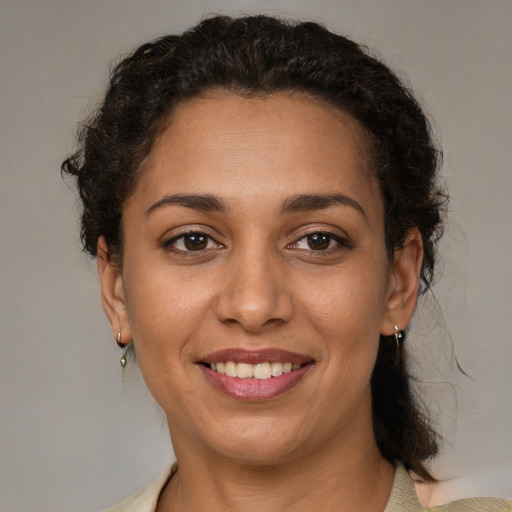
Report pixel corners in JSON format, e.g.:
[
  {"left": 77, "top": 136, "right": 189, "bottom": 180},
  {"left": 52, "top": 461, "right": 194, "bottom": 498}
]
[
  {"left": 381, "top": 228, "right": 423, "bottom": 335},
  {"left": 97, "top": 236, "right": 131, "bottom": 345}
]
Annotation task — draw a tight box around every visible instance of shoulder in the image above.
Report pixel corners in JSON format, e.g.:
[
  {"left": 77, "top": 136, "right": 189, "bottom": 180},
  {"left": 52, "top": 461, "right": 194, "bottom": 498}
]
[
  {"left": 387, "top": 463, "right": 511, "bottom": 512},
  {"left": 105, "top": 463, "right": 176, "bottom": 512},
  {"left": 422, "top": 497, "right": 512, "bottom": 512}
]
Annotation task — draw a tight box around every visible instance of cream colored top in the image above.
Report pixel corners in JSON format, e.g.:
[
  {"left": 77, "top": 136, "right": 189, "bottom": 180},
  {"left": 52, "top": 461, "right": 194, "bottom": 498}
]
[{"left": 106, "top": 463, "right": 512, "bottom": 512}]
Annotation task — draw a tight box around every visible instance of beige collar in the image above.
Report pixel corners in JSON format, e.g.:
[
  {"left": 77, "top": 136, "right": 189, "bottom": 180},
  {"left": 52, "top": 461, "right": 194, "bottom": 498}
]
[{"left": 384, "top": 463, "right": 422, "bottom": 511}]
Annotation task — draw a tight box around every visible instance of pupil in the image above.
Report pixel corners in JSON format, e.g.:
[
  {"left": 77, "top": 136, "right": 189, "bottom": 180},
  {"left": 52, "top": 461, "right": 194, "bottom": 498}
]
[
  {"left": 307, "top": 233, "right": 330, "bottom": 250},
  {"left": 184, "top": 234, "right": 207, "bottom": 251}
]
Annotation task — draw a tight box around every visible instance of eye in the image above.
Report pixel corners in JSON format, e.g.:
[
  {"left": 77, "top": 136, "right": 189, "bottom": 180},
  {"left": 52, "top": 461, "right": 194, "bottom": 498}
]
[
  {"left": 304, "top": 233, "right": 332, "bottom": 250},
  {"left": 288, "top": 232, "right": 348, "bottom": 251},
  {"left": 164, "top": 231, "right": 222, "bottom": 252}
]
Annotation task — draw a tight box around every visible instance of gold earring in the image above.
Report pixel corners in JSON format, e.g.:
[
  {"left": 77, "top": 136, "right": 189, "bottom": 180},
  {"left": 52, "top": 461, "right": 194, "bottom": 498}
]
[{"left": 116, "top": 330, "right": 128, "bottom": 368}]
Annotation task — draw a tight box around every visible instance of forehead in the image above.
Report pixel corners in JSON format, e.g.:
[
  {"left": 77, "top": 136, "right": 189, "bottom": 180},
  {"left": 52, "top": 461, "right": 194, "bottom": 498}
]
[{"left": 132, "top": 91, "right": 381, "bottom": 219}]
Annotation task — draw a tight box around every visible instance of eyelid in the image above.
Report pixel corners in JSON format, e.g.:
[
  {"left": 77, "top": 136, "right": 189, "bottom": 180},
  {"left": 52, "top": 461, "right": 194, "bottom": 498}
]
[
  {"left": 293, "top": 233, "right": 347, "bottom": 248},
  {"left": 161, "top": 225, "right": 225, "bottom": 252},
  {"left": 286, "top": 225, "right": 354, "bottom": 252},
  {"left": 289, "top": 224, "right": 351, "bottom": 242}
]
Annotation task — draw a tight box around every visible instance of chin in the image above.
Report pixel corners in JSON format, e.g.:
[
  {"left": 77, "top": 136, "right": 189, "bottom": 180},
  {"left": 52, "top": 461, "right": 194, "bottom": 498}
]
[{"left": 202, "top": 417, "right": 313, "bottom": 465}]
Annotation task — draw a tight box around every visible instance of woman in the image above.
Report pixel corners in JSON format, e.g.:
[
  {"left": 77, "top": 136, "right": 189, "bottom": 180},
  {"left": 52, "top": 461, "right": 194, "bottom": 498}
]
[{"left": 62, "top": 15, "right": 511, "bottom": 512}]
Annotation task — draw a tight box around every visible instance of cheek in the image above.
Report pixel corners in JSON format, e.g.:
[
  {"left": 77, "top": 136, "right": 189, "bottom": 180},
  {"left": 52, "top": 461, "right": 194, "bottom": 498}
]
[
  {"left": 121, "top": 271, "right": 205, "bottom": 415},
  {"left": 298, "top": 264, "right": 389, "bottom": 333},
  {"left": 124, "top": 255, "right": 208, "bottom": 327},
  {"left": 296, "top": 260, "right": 389, "bottom": 374},
  {"left": 121, "top": 262, "right": 213, "bottom": 377}
]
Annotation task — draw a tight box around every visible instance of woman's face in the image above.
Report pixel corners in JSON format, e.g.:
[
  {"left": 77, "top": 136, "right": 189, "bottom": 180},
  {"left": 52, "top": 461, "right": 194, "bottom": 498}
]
[{"left": 100, "top": 92, "right": 420, "bottom": 464}]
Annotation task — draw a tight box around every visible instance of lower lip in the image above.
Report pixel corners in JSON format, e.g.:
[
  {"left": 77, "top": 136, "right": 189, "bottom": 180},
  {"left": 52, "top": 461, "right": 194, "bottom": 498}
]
[{"left": 199, "top": 363, "right": 313, "bottom": 401}]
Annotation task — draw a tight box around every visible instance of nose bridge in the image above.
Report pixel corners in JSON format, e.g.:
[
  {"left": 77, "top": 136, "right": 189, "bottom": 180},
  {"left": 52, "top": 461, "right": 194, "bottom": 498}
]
[{"left": 215, "top": 238, "right": 293, "bottom": 332}]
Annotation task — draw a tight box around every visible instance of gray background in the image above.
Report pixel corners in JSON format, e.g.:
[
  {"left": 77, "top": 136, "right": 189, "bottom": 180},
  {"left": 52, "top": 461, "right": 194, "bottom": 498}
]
[{"left": 1, "top": 0, "right": 511, "bottom": 510}]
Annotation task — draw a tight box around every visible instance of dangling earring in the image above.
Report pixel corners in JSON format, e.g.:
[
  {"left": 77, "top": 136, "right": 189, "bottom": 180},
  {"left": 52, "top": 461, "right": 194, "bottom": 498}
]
[
  {"left": 116, "top": 330, "right": 128, "bottom": 369},
  {"left": 394, "top": 325, "right": 405, "bottom": 364}
]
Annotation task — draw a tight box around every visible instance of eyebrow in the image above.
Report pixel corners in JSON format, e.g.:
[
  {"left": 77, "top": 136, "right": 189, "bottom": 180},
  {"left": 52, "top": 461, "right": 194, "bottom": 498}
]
[
  {"left": 145, "top": 194, "right": 227, "bottom": 216},
  {"left": 145, "top": 192, "right": 365, "bottom": 218},
  {"left": 280, "top": 194, "right": 366, "bottom": 217}
]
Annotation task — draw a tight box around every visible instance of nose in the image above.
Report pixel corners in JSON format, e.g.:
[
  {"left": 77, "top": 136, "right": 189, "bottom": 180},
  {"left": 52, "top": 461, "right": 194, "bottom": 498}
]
[{"left": 214, "top": 245, "right": 294, "bottom": 333}]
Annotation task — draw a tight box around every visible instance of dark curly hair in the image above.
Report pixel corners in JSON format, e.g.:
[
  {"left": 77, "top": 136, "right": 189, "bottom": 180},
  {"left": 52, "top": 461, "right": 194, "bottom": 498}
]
[{"left": 62, "top": 15, "right": 446, "bottom": 480}]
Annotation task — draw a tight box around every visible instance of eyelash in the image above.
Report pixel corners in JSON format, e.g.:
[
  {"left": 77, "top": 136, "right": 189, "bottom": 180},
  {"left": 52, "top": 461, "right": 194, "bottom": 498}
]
[
  {"left": 162, "top": 229, "right": 351, "bottom": 254},
  {"left": 162, "top": 230, "right": 224, "bottom": 253},
  {"left": 288, "top": 231, "right": 351, "bottom": 252}
]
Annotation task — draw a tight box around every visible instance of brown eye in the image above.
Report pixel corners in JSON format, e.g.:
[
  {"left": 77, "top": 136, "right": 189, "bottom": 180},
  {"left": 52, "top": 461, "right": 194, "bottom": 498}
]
[
  {"left": 306, "top": 233, "right": 331, "bottom": 250},
  {"left": 183, "top": 233, "right": 208, "bottom": 251},
  {"left": 287, "top": 231, "right": 351, "bottom": 253},
  {"left": 165, "top": 231, "right": 222, "bottom": 253}
]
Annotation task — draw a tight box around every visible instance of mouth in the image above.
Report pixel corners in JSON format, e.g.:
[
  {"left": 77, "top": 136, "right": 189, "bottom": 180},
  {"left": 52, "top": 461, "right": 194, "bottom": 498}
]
[
  {"left": 198, "top": 349, "right": 314, "bottom": 401},
  {"left": 202, "top": 361, "right": 305, "bottom": 379}
]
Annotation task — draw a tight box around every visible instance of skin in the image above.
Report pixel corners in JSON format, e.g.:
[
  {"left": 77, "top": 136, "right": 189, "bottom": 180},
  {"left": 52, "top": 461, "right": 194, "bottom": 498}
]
[{"left": 98, "top": 92, "right": 423, "bottom": 511}]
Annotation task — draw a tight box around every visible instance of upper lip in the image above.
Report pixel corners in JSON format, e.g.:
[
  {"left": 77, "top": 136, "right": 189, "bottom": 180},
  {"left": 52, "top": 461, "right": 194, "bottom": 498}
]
[{"left": 200, "top": 348, "right": 312, "bottom": 365}]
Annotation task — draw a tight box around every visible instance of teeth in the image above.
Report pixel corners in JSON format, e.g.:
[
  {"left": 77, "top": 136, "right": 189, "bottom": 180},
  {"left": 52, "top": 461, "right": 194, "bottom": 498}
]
[
  {"left": 209, "top": 360, "right": 303, "bottom": 379},
  {"left": 225, "top": 361, "right": 237, "bottom": 378},
  {"left": 270, "top": 362, "right": 283, "bottom": 377},
  {"left": 254, "top": 362, "right": 271, "bottom": 379},
  {"left": 236, "top": 362, "right": 253, "bottom": 378}
]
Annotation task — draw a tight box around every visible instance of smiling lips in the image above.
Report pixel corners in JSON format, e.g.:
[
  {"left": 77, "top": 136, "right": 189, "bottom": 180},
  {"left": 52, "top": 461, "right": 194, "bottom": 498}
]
[
  {"left": 199, "top": 349, "right": 314, "bottom": 401},
  {"left": 210, "top": 361, "right": 301, "bottom": 379}
]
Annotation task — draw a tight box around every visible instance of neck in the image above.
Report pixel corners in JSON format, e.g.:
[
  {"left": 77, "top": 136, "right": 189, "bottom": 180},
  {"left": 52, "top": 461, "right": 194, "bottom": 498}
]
[{"left": 157, "top": 418, "right": 395, "bottom": 512}]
